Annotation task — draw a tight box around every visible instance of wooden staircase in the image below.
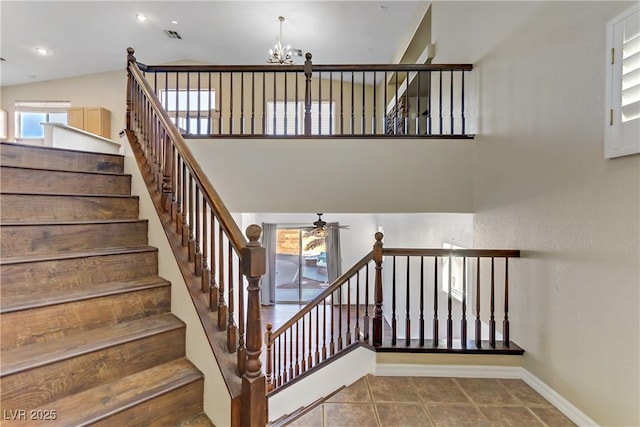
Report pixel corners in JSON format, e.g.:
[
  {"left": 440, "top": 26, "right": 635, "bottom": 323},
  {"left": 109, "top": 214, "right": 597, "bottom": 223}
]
[{"left": 0, "top": 142, "right": 213, "bottom": 426}]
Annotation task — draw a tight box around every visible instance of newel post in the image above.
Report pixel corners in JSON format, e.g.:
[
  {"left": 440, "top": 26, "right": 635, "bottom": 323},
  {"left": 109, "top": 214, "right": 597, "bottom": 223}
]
[
  {"left": 125, "top": 47, "right": 136, "bottom": 131},
  {"left": 372, "top": 232, "right": 384, "bottom": 347},
  {"left": 241, "top": 224, "right": 267, "bottom": 427},
  {"left": 303, "top": 53, "right": 313, "bottom": 136}
]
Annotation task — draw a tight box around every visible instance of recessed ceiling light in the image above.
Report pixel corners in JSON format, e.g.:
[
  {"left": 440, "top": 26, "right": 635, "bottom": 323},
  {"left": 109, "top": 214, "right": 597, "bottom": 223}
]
[
  {"left": 170, "top": 20, "right": 178, "bottom": 25},
  {"left": 136, "top": 13, "right": 147, "bottom": 22},
  {"left": 35, "top": 47, "right": 49, "bottom": 55}
]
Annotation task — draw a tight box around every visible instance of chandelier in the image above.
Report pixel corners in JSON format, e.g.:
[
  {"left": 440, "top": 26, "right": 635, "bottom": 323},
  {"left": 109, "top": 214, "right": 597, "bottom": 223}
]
[{"left": 267, "top": 16, "right": 293, "bottom": 64}]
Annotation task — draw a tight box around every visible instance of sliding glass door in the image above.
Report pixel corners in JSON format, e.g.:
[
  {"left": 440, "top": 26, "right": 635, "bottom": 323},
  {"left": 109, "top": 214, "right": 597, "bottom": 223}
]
[{"left": 275, "top": 228, "right": 329, "bottom": 303}]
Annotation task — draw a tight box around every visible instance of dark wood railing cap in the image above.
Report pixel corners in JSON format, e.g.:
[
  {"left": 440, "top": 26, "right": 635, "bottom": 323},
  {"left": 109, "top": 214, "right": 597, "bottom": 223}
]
[{"left": 245, "top": 224, "right": 262, "bottom": 246}]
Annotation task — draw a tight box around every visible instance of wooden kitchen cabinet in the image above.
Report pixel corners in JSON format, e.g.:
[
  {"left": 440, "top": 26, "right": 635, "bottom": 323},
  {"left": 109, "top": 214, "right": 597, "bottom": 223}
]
[{"left": 67, "top": 107, "right": 111, "bottom": 138}]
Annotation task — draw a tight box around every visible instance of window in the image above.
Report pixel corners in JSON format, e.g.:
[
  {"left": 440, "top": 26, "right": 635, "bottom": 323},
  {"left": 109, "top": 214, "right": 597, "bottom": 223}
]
[
  {"left": 266, "top": 101, "right": 335, "bottom": 135},
  {"left": 14, "top": 101, "right": 70, "bottom": 139},
  {"left": 158, "top": 89, "right": 215, "bottom": 135},
  {"left": 442, "top": 243, "right": 466, "bottom": 301},
  {"left": 605, "top": 4, "right": 640, "bottom": 158}
]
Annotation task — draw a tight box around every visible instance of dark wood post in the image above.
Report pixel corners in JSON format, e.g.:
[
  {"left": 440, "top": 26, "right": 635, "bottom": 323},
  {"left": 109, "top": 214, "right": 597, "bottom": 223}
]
[
  {"left": 303, "top": 53, "right": 313, "bottom": 136},
  {"left": 126, "top": 47, "right": 136, "bottom": 131},
  {"left": 372, "top": 232, "right": 384, "bottom": 347},
  {"left": 241, "top": 224, "right": 266, "bottom": 427}
]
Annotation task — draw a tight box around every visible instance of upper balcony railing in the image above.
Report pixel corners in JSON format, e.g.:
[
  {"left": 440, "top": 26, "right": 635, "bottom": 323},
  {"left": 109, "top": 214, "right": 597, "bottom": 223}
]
[{"left": 136, "top": 53, "right": 474, "bottom": 138}]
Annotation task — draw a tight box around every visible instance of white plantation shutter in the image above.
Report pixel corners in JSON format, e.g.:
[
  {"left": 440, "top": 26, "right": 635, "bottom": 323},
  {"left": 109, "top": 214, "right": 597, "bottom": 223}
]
[
  {"left": 267, "top": 101, "right": 334, "bottom": 135},
  {"left": 605, "top": 4, "right": 640, "bottom": 158}
]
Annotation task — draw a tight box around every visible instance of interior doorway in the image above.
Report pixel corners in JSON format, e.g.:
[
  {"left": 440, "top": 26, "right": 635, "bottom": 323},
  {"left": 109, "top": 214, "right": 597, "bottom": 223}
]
[{"left": 275, "top": 228, "right": 329, "bottom": 303}]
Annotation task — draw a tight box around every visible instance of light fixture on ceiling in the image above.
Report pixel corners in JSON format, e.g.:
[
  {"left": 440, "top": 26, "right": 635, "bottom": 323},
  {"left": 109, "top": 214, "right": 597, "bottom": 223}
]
[
  {"left": 136, "top": 13, "right": 147, "bottom": 22},
  {"left": 35, "top": 47, "right": 49, "bottom": 56},
  {"left": 267, "top": 16, "right": 293, "bottom": 65}
]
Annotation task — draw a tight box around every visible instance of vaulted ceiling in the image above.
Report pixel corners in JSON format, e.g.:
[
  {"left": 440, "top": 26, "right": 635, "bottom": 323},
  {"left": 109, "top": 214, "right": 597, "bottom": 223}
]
[{"left": 0, "top": 1, "right": 428, "bottom": 87}]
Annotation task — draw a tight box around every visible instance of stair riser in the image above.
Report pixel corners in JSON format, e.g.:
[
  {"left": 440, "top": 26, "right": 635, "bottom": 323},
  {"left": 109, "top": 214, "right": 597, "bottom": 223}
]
[
  {"left": 92, "top": 380, "right": 204, "bottom": 427},
  {"left": 0, "top": 328, "right": 186, "bottom": 411},
  {"left": 1, "top": 286, "right": 171, "bottom": 350},
  {"left": 0, "top": 167, "right": 132, "bottom": 195},
  {"left": 1, "top": 251, "right": 159, "bottom": 297},
  {"left": 1, "top": 221, "right": 148, "bottom": 257},
  {"left": 0, "top": 143, "right": 124, "bottom": 173},
  {"left": 0, "top": 194, "right": 139, "bottom": 222}
]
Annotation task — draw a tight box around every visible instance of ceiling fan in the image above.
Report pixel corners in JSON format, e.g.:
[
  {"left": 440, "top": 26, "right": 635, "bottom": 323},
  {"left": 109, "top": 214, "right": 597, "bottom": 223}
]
[{"left": 300, "top": 213, "right": 349, "bottom": 237}]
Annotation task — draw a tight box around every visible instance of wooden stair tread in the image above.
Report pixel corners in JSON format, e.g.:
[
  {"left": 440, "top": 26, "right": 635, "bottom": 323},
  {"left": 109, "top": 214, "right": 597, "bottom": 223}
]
[
  {"left": 1, "top": 313, "right": 185, "bottom": 377},
  {"left": 0, "top": 190, "right": 138, "bottom": 198},
  {"left": 0, "top": 164, "right": 129, "bottom": 177},
  {"left": 0, "top": 245, "right": 157, "bottom": 265},
  {"left": 1, "top": 276, "right": 170, "bottom": 313},
  {"left": 0, "top": 141, "right": 124, "bottom": 158},
  {"left": 176, "top": 413, "right": 215, "bottom": 427},
  {"left": 4, "top": 359, "right": 202, "bottom": 427},
  {"left": 0, "top": 218, "right": 147, "bottom": 227}
]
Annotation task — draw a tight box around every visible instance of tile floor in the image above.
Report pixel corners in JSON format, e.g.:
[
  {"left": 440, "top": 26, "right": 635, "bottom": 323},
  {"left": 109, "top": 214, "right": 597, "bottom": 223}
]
[{"left": 285, "top": 375, "right": 576, "bottom": 427}]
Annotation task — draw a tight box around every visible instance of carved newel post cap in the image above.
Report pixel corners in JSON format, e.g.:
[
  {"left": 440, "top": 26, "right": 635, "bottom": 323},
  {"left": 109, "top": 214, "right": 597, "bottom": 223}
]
[
  {"left": 127, "top": 47, "right": 135, "bottom": 55},
  {"left": 375, "top": 232, "right": 384, "bottom": 242},
  {"left": 266, "top": 323, "right": 273, "bottom": 332},
  {"left": 305, "top": 52, "right": 312, "bottom": 60},
  {"left": 245, "top": 224, "right": 262, "bottom": 246}
]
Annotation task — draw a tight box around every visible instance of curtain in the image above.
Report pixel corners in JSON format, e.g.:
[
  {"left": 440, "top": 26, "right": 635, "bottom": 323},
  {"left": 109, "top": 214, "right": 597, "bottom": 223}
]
[
  {"left": 326, "top": 222, "right": 342, "bottom": 283},
  {"left": 260, "top": 223, "right": 277, "bottom": 305}
]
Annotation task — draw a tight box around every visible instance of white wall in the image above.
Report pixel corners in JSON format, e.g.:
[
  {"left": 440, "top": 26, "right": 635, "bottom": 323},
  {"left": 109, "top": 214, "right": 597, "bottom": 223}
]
[
  {"left": 186, "top": 138, "right": 474, "bottom": 214},
  {"left": 431, "top": 2, "right": 639, "bottom": 425}
]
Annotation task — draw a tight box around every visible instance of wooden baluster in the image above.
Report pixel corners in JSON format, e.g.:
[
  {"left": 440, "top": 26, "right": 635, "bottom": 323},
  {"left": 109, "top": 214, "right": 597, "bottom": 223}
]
[
  {"left": 251, "top": 72, "right": 255, "bottom": 134},
  {"left": 461, "top": 257, "right": 467, "bottom": 348},
  {"left": 490, "top": 257, "right": 496, "bottom": 348},
  {"left": 391, "top": 256, "right": 397, "bottom": 346},
  {"left": 201, "top": 204, "right": 210, "bottom": 292},
  {"left": 346, "top": 279, "right": 352, "bottom": 345},
  {"left": 503, "top": 258, "right": 510, "bottom": 347},
  {"left": 218, "top": 224, "right": 227, "bottom": 330},
  {"left": 218, "top": 72, "right": 223, "bottom": 134},
  {"left": 295, "top": 72, "right": 299, "bottom": 134},
  {"left": 185, "top": 176, "right": 194, "bottom": 252},
  {"left": 340, "top": 71, "right": 344, "bottom": 135},
  {"left": 240, "top": 71, "right": 244, "bottom": 134},
  {"left": 416, "top": 71, "right": 421, "bottom": 135},
  {"left": 181, "top": 165, "right": 189, "bottom": 245},
  {"left": 307, "top": 311, "right": 313, "bottom": 369},
  {"left": 227, "top": 241, "right": 237, "bottom": 353},
  {"left": 265, "top": 323, "right": 273, "bottom": 392},
  {"left": 461, "top": 70, "right": 466, "bottom": 135},
  {"left": 433, "top": 256, "right": 439, "bottom": 347},
  {"left": 170, "top": 147, "right": 179, "bottom": 222},
  {"left": 277, "top": 336, "right": 282, "bottom": 387},
  {"left": 175, "top": 72, "right": 179, "bottom": 133},
  {"left": 229, "top": 73, "right": 234, "bottom": 134},
  {"left": 362, "top": 71, "right": 366, "bottom": 134},
  {"left": 186, "top": 72, "right": 191, "bottom": 134},
  {"left": 241, "top": 224, "right": 266, "bottom": 427},
  {"left": 372, "top": 72, "right": 377, "bottom": 134},
  {"left": 317, "top": 72, "right": 321, "bottom": 135},
  {"left": 272, "top": 72, "right": 277, "bottom": 134},
  {"left": 284, "top": 72, "right": 288, "bottom": 135},
  {"left": 475, "top": 257, "right": 481, "bottom": 348},
  {"left": 304, "top": 53, "right": 312, "bottom": 136},
  {"left": 372, "top": 232, "right": 384, "bottom": 347},
  {"left": 330, "top": 290, "right": 336, "bottom": 355},
  {"left": 405, "top": 256, "right": 411, "bottom": 346},
  {"left": 175, "top": 159, "right": 183, "bottom": 234},
  {"left": 338, "top": 286, "right": 343, "bottom": 350},
  {"left": 450, "top": 69, "right": 454, "bottom": 134},
  {"left": 209, "top": 212, "right": 219, "bottom": 311},
  {"left": 295, "top": 321, "right": 300, "bottom": 376},
  {"left": 197, "top": 72, "right": 202, "bottom": 134},
  {"left": 237, "top": 261, "right": 246, "bottom": 375},
  {"left": 419, "top": 256, "right": 425, "bottom": 346},
  {"left": 314, "top": 307, "right": 320, "bottom": 365},
  {"left": 329, "top": 72, "right": 334, "bottom": 135},
  {"left": 447, "top": 253, "right": 453, "bottom": 349},
  {"left": 208, "top": 72, "right": 212, "bottom": 134},
  {"left": 363, "top": 264, "right": 370, "bottom": 342},
  {"left": 351, "top": 71, "right": 355, "bottom": 134},
  {"left": 161, "top": 134, "right": 173, "bottom": 212},
  {"left": 383, "top": 72, "right": 388, "bottom": 133},
  {"left": 438, "top": 70, "right": 443, "bottom": 134},
  {"left": 194, "top": 189, "right": 203, "bottom": 275},
  {"left": 301, "top": 317, "right": 306, "bottom": 373},
  {"left": 322, "top": 299, "right": 327, "bottom": 360},
  {"left": 288, "top": 328, "right": 293, "bottom": 381},
  {"left": 355, "top": 271, "right": 360, "bottom": 341}
]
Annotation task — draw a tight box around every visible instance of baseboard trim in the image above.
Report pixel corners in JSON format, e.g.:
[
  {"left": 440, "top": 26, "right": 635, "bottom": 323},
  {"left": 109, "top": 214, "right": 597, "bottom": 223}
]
[{"left": 375, "top": 363, "right": 599, "bottom": 427}]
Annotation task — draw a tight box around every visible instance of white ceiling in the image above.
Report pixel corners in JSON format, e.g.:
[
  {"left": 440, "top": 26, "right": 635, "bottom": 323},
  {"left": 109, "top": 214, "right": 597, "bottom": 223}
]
[{"left": 0, "top": 1, "right": 427, "bottom": 87}]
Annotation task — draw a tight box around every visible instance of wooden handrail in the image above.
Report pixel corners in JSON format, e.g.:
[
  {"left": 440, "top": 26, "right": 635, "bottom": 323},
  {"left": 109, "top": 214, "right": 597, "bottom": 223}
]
[
  {"left": 269, "top": 251, "right": 374, "bottom": 338},
  {"left": 128, "top": 52, "right": 247, "bottom": 253},
  {"left": 137, "top": 63, "right": 472, "bottom": 73},
  {"left": 383, "top": 248, "right": 521, "bottom": 258}
]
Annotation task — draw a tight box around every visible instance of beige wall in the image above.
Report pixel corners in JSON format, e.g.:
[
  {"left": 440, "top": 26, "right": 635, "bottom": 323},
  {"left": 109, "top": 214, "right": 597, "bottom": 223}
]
[
  {"left": 0, "top": 70, "right": 126, "bottom": 142},
  {"left": 450, "top": 2, "right": 639, "bottom": 425}
]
